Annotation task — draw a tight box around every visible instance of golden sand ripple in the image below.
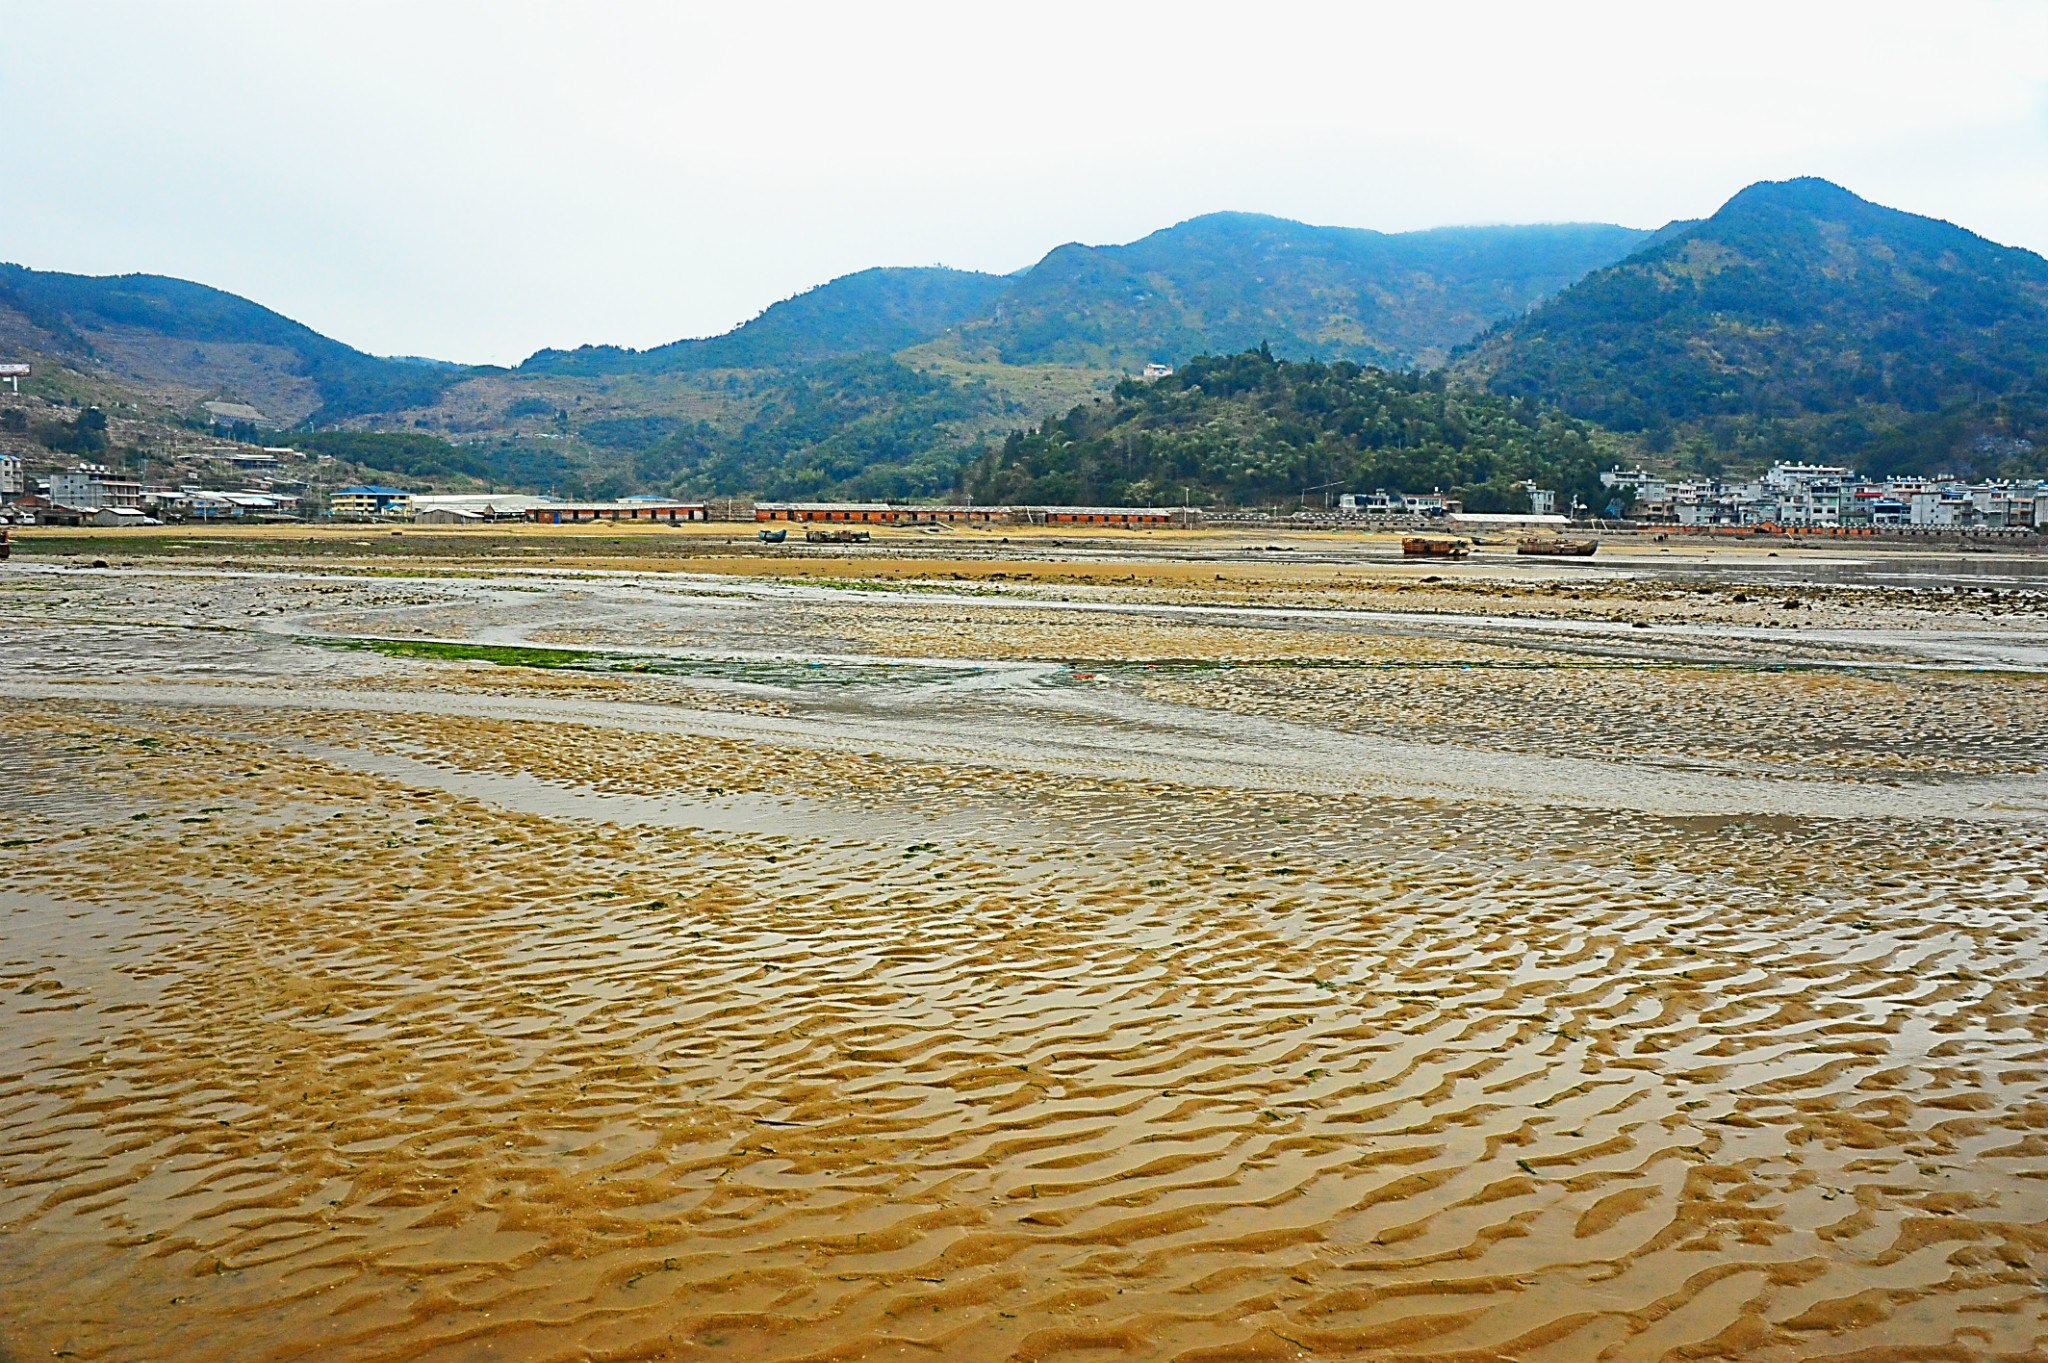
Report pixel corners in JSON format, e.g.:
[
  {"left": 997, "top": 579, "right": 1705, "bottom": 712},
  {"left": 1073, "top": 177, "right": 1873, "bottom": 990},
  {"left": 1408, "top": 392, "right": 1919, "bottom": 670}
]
[
  {"left": 4, "top": 551, "right": 2048, "bottom": 1362},
  {"left": 5, "top": 695, "right": 2048, "bottom": 1363},
  {"left": 1138, "top": 664, "right": 2048, "bottom": 779}
]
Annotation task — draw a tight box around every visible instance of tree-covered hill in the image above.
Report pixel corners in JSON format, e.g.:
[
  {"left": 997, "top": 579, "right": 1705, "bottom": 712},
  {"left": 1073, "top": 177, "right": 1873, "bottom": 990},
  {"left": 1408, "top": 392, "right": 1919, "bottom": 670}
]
[
  {"left": 0, "top": 264, "right": 484, "bottom": 423},
  {"left": 1454, "top": 178, "right": 2048, "bottom": 475},
  {"left": 516, "top": 215, "right": 1650, "bottom": 378},
  {"left": 966, "top": 213, "right": 1653, "bottom": 371},
  {"left": 619, "top": 354, "right": 1005, "bottom": 502},
  {"left": 964, "top": 348, "right": 1611, "bottom": 513},
  {"left": 520, "top": 267, "right": 1010, "bottom": 376},
  {"left": 2, "top": 210, "right": 1654, "bottom": 500}
]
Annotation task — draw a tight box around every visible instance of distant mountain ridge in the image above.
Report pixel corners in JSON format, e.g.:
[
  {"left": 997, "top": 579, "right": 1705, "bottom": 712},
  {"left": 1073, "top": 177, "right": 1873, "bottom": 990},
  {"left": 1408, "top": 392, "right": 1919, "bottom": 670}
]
[
  {"left": 0, "top": 211, "right": 1653, "bottom": 447},
  {"left": 961, "top": 213, "right": 1654, "bottom": 370},
  {"left": 1454, "top": 178, "right": 2048, "bottom": 471},
  {"left": 522, "top": 266, "right": 1011, "bottom": 375},
  {"left": 14, "top": 181, "right": 2042, "bottom": 500},
  {"left": 518, "top": 213, "right": 1654, "bottom": 377},
  {"left": 0, "top": 264, "right": 483, "bottom": 424}
]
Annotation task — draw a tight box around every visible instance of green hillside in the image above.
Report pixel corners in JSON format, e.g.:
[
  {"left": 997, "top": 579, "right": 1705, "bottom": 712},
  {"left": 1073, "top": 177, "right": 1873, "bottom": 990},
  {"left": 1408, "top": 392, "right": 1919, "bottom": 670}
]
[
  {"left": 1, "top": 212, "right": 1655, "bottom": 503},
  {"left": 521, "top": 266, "right": 1009, "bottom": 375},
  {"left": 0, "top": 263, "right": 484, "bottom": 423},
  {"left": 965, "top": 214, "right": 1653, "bottom": 371},
  {"left": 607, "top": 354, "right": 1006, "bottom": 501},
  {"left": 1454, "top": 178, "right": 2048, "bottom": 475},
  {"left": 519, "top": 215, "right": 1651, "bottom": 380},
  {"left": 964, "top": 347, "right": 1611, "bottom": 513}
]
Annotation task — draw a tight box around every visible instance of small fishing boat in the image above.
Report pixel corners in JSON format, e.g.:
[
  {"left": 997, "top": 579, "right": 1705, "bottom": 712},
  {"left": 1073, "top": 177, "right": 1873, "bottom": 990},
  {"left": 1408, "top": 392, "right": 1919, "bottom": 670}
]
[
  {"left": 1402, "top": 535, "right": 1471, "bottom": 559},
  {"left": 1516, "top": 536, "right": 1599, "bottom": 557},
  {"left": 805, "top": 528, "right": 870, "bottom": 544},
  {"left": 757, "top": 527, "right": 787, "bottom": 543}
]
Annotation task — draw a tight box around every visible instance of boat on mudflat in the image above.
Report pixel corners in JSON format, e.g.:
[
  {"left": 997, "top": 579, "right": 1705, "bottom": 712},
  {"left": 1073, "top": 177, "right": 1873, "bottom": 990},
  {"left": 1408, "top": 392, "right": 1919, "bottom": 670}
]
[
  {"left": 1402, "top": 535, "right": 1471, "bottom": 558},
  {"left": 1516, "top": 536, "right": 1599, "bottom": 557}
]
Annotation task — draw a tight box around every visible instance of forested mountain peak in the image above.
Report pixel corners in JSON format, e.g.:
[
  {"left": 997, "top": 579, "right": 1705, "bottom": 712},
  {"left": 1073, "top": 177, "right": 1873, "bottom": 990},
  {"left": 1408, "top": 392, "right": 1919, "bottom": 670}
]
[
  {"left": 965, "top": 347, "right": 1611, "bottom": 512},
  {"left": 0, "top": 263, "right": 481, "bottom": 423},
  {"left": 963, "top": 213, "right": 1653, "bottom": 371},
  {"left": 514, "top": 213, "right": 1652, "bottom": 379},
  {"left": 519, "top": 266, "right": 1009, "bottom": 376},
  {"left": 1454, "top": 177, "right": 2048, "bottom": 473}
]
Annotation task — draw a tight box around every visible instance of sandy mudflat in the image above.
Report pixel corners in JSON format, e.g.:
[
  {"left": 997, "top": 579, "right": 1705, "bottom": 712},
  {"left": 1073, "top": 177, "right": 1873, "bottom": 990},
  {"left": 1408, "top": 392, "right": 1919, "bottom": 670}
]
[{"left": 3, "top": 528, "right": 2047, "bottom": 1362}]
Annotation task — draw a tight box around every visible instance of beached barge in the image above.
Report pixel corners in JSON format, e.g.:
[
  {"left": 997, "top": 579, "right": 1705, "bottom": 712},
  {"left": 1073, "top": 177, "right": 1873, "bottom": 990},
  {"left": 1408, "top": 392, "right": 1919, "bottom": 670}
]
[{"left": 1402, "top": 535, "right": 1471, "bottom": 558}]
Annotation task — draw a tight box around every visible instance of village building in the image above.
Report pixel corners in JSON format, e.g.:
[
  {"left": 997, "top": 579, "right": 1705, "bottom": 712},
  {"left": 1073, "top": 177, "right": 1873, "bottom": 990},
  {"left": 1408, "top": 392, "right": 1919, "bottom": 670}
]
[
  {"left": 1336, "top": 490, "right": 1460, "bottom": 516},
  {"left": 1621, "top": 463, "right": 2046, "bottom": 532},
  {"left": 329, "top": 486, "right": 413, "bottom": 518},
  {"left": 753, "top": 503, "right": 1009, "bottom": 524},
  {"left": 1033, "top": 506, "right": 1178, "bottom": 526},
  {"left": 49, "top": 467, "right": 144, "bottom": 510},
  {"left": 522, "top": 501, "right": 707, "bottom": 524},
  {"left": 754, "top": 503, "right": 1181, "bottom": 527},
  {"left": 412, "top": 494, "right": 561, "bottom": 524}
]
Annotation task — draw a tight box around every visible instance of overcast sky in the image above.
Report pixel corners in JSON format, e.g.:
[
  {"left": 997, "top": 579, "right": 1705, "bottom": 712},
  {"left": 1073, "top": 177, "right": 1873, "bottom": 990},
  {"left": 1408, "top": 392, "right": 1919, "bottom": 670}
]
[{"left": 3, "top": 1, "right": 2045, "bottom": 366}]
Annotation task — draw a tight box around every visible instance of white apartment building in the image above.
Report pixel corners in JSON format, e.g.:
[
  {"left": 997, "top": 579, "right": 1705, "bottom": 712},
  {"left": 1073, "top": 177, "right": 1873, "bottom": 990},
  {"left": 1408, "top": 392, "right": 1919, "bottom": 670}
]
[
  {"left": 0, "top": 452, "right": 21, "bottom": 498},
  {"left": 49, "top": 469, "right": 143, "bottom": 510}
]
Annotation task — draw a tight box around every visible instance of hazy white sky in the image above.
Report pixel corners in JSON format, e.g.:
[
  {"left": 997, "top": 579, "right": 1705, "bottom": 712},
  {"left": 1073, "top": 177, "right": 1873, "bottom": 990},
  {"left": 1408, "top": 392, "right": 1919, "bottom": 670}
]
[{"left": 3, "top": 1, "right": 2045, "bottom": 365}]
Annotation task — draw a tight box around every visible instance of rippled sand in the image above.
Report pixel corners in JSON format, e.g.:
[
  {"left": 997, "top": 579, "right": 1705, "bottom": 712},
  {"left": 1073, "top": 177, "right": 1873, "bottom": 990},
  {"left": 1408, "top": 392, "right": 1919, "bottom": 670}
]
[{"left": 4, "top": 540, "right": 2048, "bottom": 1362}]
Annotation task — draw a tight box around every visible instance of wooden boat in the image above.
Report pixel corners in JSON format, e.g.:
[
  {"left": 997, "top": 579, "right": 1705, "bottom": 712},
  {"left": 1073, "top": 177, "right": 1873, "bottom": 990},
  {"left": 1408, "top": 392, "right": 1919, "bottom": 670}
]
[
  {"left": 1516, "top": 536, "right": 1599, "bottom": 557},
  {"left": 757, "top": 527, "right": 787, "bottom": 543},
  {"left": 805, "top": 528, "right": 871, "bottom": 544},
  {"left": 1402, "top": 535, "right": 1471, "bottom": 558},
  {"left": 0, "top": 527, "right": 8, "bottom": 561}
]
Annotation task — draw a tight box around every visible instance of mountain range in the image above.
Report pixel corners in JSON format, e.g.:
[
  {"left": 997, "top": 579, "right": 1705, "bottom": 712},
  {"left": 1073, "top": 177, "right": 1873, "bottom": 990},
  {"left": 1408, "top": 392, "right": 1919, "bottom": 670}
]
[
  {"left": 525, "top": 215, "right": 1653, "bottom": 377},
  {"left": 1455, "top": 178, "right": 2048, "bottom": 477},
  {"left": 0, "top": 264, "right": 467, "bottom": 425},
  {"left": 3, "top": 178, "right": 2045, "bottom": 503}
]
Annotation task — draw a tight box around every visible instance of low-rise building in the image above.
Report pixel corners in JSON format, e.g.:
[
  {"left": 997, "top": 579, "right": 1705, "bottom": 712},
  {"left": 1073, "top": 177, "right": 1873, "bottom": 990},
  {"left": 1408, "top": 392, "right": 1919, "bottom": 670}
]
[
  {"left": 330, "top": 486, "right": 413, "bottom": 518},
  {"left": 754, "top": 502, "right": 1008, "bottom": 525},
  {"left": 523, "top": 501, "right": 707, "bottom": 524},
  {"left": 49, "top": 468, "right": 143, "bottom": 510},
  {"left": 412, "top": 494, "right": 561, "bottom": 522},
  {"left": 1335, "top": 490, "right": 1459, "bottom": 515},
  {"left": 1034, "top": 506, "right": 1178, "bottom": 526},
  {"left": 1448, "top": 512, "right": 1569, "bottom": 532},
  {"left": 0, "top": 452, "right": 21, "bottom": 499},
  {"left": 1657, "top": 467, "right": 2043, "bottom": 532},
  {"left": 756, "top": 502, "right": 902, "bottom": 524}
]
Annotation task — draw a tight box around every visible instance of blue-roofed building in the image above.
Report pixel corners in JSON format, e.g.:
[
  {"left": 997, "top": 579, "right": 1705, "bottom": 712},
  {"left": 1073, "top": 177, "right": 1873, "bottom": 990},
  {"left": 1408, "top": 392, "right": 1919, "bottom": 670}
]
[{"left": 329, "top": 486, "right": 412, "bottom": 518}]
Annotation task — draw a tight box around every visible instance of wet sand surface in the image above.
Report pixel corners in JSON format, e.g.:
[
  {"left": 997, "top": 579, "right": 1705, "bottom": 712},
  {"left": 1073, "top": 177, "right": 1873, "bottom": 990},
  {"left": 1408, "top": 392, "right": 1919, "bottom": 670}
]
[{"left": 4, "top": 529, "right": 2048, "bottom": 1362}]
